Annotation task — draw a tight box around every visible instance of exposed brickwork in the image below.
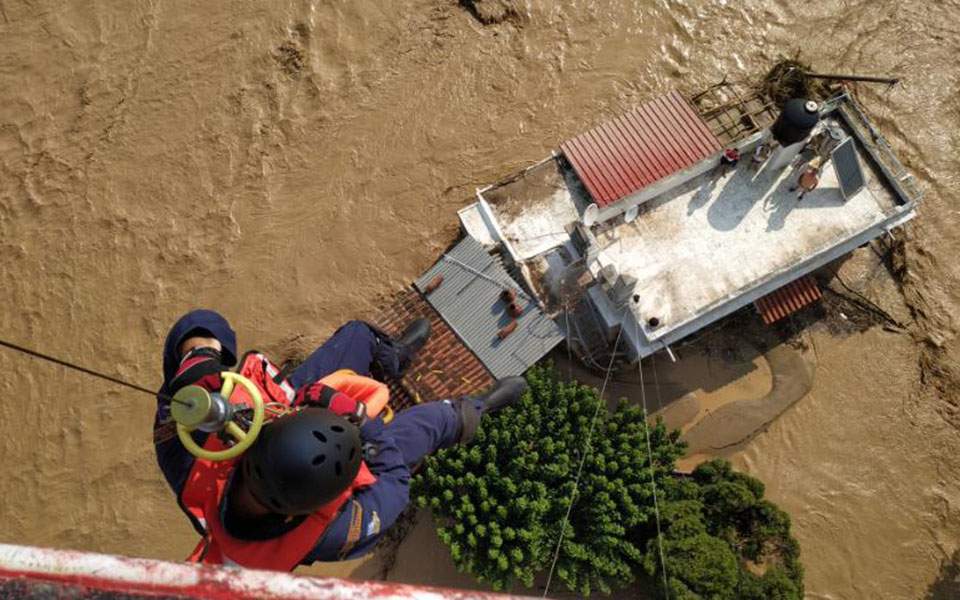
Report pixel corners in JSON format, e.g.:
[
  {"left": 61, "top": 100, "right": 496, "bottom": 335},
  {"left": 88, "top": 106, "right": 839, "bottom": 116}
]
[{"left": 369, "top": 287, "right": 495, "bottom": 411}]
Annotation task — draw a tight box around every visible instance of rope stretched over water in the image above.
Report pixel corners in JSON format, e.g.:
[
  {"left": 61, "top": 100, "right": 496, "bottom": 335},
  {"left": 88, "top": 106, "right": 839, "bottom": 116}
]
[{"left": 0, "top": 337, "right": 187, "bottom": 406}]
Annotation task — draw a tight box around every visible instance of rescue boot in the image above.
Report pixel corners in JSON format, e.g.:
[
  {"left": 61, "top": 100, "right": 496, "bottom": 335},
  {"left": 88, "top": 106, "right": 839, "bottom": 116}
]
[
  {"left": 394, "top": 317, "right": 431, "bottom": 373},
  {"left": 477, "top": 376, "right": 527, "bottom": 413},
  {"left": 455, "top": 376, "right": 528, "bottom": 444}
]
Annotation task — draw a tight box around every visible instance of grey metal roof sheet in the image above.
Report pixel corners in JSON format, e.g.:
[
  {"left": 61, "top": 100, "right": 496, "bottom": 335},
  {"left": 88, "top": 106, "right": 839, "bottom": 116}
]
[{"left": 414, "top": 236, "right": 564, "bottom": 379}]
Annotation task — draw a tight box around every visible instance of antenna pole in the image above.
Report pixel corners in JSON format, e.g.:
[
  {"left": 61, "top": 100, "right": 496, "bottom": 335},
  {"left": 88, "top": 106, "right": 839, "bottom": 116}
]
[{"left": 803, "top": 71, "right": 900, "bottom": 86}]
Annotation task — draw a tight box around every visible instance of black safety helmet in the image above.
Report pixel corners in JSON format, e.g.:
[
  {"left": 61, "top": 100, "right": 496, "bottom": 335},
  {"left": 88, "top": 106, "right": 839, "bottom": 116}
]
[{"left": 240, "top": 407, "right": 362, "bottom": 515}]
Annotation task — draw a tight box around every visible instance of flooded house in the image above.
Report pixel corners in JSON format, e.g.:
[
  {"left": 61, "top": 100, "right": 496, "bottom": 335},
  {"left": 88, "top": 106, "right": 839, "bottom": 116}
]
[{"left": 453, "top": 83, "right": 920, "bottom": 369}]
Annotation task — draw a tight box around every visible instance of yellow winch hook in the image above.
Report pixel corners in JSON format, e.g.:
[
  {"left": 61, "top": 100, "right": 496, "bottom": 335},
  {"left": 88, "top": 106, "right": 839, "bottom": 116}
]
[{"left": 170, "top": 372, "right": 265, "bottom": 462}]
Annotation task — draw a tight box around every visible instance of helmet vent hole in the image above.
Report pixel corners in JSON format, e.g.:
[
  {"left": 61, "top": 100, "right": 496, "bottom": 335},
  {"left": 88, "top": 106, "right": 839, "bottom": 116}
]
[
  {"left": 312, "top": 454, "right": 326, "bottom": 466},
  {"left": 349, "top": 448, "right": 356, "bottom": 460},
  {"left": 331, "top": 425, "right": 345, "bottom": 433},
  {"left": 312, "top": 430, "right": 327, "bottom": 443},
  {"left": 255, "top": 465, "right": 264, "bottom": 480},
  {"left": 269, "top": 497, "right": 282, "bottom": 511},
  {"left": 335, "top": 461, "right": 342, "bottom": 476}
]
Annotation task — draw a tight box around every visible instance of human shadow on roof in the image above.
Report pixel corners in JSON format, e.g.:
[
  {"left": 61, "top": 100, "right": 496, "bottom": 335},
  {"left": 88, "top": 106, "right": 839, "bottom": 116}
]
[
  {"left": 707, "top": 159, "right": 788, "bottom": 232},
  {"left": 765, "top": 186, "right": 846, "bottom": 232},
  {"left": 688, "top": 173, "right": 720, "bottom": 215}
]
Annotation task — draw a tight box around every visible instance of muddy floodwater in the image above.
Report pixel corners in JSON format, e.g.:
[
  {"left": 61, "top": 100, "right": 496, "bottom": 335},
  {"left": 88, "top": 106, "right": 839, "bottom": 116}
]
[{"left": 2, "top": 1, "right": 960, "bottom": 598}]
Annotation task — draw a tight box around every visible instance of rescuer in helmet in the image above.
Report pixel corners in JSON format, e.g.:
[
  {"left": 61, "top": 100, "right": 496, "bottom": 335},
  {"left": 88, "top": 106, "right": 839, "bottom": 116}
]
[{"left": 153, "top": 310, "right": 526, "bottom": 570}]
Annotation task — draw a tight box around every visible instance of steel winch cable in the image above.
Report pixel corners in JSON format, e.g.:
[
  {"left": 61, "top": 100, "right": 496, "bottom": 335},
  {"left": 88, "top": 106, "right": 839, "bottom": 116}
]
[
  {"left": 541, "top": 310, "right": 671, "bottom": 599},
  {"left": 542, "top": 308, "right": 627, "bottom": 598},
  {"left": 0, "top": 337, "right": 191, "bottom": 406},
  {"left": 636, "top": 319, "right": 670, "bottom": 598}
]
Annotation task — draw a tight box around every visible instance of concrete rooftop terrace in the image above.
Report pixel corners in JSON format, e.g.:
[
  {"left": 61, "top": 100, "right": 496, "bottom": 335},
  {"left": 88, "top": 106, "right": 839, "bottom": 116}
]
[
  {"left": 465, "top": 98, "right": 918, "bottom": 358},
  {"left": 596, "top": 120, "right": 905, "bottom": 344}
]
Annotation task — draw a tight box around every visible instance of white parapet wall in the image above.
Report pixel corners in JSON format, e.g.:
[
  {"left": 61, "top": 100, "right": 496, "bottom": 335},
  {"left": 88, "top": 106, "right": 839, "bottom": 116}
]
[{"left": 594, "top": 130, "right": 766, "bottom": 224}]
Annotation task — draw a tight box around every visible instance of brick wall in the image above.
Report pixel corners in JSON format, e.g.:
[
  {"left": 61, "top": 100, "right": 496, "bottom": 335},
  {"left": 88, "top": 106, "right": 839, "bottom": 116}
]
[{"left": 369, "top": 287, "right": 495, "bottom": 411}]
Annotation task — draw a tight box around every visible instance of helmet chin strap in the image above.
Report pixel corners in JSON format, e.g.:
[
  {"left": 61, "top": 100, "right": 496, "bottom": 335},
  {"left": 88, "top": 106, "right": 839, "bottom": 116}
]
[{"left": 230, "top": 469, "right": 274, "bottom": 519}]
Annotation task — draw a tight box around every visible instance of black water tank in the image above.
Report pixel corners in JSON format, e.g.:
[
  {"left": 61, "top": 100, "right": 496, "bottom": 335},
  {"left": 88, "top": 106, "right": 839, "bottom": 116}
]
[{"left": 771, "top": 98, "right": 820, "bottom": 146}]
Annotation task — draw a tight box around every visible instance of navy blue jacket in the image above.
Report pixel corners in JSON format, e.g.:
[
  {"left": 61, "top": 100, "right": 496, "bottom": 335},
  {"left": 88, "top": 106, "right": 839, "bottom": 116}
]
[{"left": 154, "top": 310, "right": 415, "bottom": 562}]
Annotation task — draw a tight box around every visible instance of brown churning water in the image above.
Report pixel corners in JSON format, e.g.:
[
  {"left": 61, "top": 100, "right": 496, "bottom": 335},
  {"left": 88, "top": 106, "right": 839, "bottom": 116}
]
[{"left": 1, "top": 1, "right": 960, "bottom": 598}]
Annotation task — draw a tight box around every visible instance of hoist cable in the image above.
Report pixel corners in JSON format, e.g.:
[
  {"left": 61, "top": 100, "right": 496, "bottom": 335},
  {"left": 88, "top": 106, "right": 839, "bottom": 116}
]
[
  {"left": 542, "top": 309, "right": 626, "bottom": 597},
  {"left": 0, "top": 337, "right": 189, "bottom": 406}
]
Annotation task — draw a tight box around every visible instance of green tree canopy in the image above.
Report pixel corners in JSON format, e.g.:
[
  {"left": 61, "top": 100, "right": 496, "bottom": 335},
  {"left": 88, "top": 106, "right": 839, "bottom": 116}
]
[
  {"left": 656, "top": 459, "right": 804, "bottom": 599},
  {"left": 413, "top": 364, "right": 803, "bottom": 598}
]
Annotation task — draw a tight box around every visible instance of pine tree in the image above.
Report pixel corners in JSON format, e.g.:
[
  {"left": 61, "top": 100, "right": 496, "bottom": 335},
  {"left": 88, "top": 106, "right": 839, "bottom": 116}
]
[
  {"left": 412, "top": 365, "right": 804, "bottom": 598},
  {"left": 413, "top": 364, "right": 684, "bottom": 593}
]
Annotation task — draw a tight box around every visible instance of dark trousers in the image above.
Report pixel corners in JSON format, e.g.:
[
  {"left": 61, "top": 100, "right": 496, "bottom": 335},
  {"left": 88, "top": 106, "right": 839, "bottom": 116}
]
[
  {"left": 294, "top": 321, "right": 466, "bottom": 562},
  {"left": 288, "top": 320, "right": 462, "bottom": 469},
  {"left": 156, "top": 314, "right": 461, "bottom": 504}
]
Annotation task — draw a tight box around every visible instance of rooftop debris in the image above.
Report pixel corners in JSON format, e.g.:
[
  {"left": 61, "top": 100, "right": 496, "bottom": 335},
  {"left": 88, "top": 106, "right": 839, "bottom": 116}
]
[
  {"left": 415, "top": 236, "right": 564, "bottom": 379},
  {"left": 760, "top": 58, "right": 837, "bottom": 106}
]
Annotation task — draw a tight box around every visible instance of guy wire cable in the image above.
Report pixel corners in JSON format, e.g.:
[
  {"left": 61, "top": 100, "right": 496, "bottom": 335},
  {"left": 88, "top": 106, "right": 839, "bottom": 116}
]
[
  {"left": 542, "top": 307, "right": 627, "bottom": 598},
  {"left": 635, "top": 318, "right": 670, "bottom": 598}
]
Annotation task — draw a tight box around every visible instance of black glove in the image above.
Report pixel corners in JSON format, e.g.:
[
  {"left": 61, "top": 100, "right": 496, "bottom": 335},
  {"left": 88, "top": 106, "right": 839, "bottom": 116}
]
[
  {"left": 295, "top": 382, "right": 367, "bottom": 426},
  {"left": 169, "top": 346, "right": 224, "bottom": 394}
]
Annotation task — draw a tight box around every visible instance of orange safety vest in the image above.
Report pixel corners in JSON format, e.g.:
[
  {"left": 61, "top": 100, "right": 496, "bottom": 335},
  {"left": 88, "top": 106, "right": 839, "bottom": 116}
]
[{"left": 179, "top": 352, "right": 381, "bottom": 570}]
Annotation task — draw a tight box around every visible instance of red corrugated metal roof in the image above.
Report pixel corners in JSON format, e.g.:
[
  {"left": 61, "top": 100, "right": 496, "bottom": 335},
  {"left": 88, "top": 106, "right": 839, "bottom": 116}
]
[
  {"left": 754, "top": 275, "right": 823, "bottom": 325},
  {"left": 560, "top": 91, "right": 722, "bottom": 208}
]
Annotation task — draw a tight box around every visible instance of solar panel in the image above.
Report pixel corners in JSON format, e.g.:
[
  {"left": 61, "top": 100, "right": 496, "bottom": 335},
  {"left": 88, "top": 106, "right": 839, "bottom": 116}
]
[{"left": 831, "top": 138, "right": 865, "bottom": 199}]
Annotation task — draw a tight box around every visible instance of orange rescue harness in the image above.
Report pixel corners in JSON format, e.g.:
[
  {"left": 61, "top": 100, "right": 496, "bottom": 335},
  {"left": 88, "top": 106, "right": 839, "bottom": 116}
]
[{"left": 178, "top": 352, "right": 383, "bottom": 570}]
